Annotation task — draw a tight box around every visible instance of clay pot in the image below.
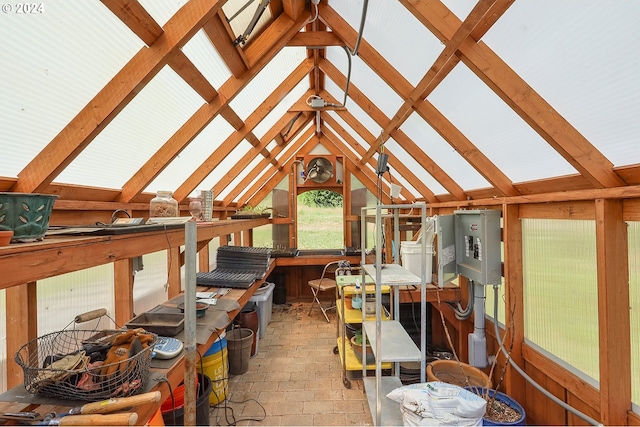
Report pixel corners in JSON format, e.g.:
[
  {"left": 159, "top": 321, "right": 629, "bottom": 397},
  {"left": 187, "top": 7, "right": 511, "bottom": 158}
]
[{"left": 0, "top": 230, "right": 13, "bottom": 246}]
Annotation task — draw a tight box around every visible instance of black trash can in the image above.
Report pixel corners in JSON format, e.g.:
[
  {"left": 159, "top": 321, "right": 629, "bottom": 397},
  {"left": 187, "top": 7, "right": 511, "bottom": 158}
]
[{"left": 162, "top": 373, "right": 212, "bottom": 426}]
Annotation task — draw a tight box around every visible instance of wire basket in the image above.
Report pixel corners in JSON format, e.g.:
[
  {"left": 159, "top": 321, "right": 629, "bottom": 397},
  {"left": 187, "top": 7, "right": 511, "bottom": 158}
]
[{"left": 14, "top": 309, "right": 157, "bottom": 401}]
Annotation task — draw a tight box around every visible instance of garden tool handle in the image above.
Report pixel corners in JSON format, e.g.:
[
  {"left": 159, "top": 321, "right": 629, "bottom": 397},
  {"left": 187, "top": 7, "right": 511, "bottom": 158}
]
[
  {"left": 76, "top": 391, "right": 161, "bottom": 414},
  {"left": 55, "top": 412, "right": 138, "bottom": 426},
  {"left": 74, "top": 309, "right": 107, "bottom": 323}
]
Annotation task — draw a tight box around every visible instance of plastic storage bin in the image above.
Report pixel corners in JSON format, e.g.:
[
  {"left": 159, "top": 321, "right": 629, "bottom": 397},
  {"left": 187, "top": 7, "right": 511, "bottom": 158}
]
[{"left": 249, "top": 282, "right": 275, "bottom": 339}]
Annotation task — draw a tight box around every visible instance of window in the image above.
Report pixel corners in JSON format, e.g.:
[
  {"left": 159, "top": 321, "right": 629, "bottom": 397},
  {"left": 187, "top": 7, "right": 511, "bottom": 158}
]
[{"left": 522, "top": 219, "right": 599, "bottom": 383}]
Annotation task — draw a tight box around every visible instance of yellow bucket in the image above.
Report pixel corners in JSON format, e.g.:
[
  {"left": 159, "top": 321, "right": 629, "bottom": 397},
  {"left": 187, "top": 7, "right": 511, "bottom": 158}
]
[{"left": 197, "top": 347, "right": 229, "bottom": 405}]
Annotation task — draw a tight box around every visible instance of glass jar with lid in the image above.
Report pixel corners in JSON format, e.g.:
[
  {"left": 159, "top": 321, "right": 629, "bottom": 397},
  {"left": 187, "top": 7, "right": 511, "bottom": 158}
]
[{"left": 149, "top": 191, "right": 178, "bottom": 217}]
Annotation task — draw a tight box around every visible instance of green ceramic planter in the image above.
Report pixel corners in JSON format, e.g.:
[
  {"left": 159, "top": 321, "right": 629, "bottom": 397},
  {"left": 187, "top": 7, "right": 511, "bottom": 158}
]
[{"left": 0, "top": 193, "right": 57, "bottom": 242}]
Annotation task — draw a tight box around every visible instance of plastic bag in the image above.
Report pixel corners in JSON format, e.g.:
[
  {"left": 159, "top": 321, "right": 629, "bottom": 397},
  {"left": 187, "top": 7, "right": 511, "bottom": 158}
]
[{"left": 387, "top": 382, "right": 486, "bottom": 426}]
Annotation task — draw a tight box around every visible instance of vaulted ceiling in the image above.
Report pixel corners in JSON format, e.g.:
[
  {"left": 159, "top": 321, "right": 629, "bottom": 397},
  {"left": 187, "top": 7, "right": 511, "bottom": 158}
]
[{"left": 2, "top": 0, "right": 640, "bottom": 209}]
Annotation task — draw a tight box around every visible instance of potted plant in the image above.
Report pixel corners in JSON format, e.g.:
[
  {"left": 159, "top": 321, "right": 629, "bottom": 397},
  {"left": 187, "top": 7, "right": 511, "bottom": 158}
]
[
  {"left": 465, "top": 386, "right": 526, "bottom": 426},
  {"left": 350, "top": 329, "right": 374, "bottom": 365}
]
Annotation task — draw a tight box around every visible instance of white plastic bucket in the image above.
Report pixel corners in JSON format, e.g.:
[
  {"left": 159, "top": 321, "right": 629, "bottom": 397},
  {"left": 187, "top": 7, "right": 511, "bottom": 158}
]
[{"left": 401, "top": 241, "right": 433, "bottom": 281}]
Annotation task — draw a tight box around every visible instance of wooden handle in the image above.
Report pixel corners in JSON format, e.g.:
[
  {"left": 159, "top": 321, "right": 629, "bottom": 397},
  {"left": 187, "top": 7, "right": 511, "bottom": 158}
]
[
  {"left": 79, "top": 391, "right": 161, "bottom": 414},
  {"left": 57, "top": 413, "right": 138, "bottom": 426},
  {"left": 74, "top": 308, "right": 107, "bottom": 323}
]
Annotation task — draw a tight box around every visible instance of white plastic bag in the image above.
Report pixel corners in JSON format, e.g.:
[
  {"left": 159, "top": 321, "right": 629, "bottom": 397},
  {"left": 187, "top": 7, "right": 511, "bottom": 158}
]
[{"left": 387, "top": 382, "right": 486, "bottom": 426}]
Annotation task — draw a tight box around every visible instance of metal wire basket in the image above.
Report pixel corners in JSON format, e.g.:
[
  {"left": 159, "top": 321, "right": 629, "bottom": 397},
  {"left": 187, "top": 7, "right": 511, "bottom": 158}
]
[{"left": 14, "top": 309, "right": 157, "bottom": 401}]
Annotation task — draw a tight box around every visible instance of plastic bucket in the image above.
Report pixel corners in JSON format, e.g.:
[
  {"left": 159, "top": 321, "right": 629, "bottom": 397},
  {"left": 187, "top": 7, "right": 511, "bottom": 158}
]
[
  {"left": 226, "top": 328, "right": 253, "bottom": 375},
  {"left": 400, "top": 241, "right": 433, "bottom": 280},
  {"left": 198, "top": 344, "right": 228, "bottom": 405},
  {"left": 161, "top": 373, "right": 212, "bottom": 426}
]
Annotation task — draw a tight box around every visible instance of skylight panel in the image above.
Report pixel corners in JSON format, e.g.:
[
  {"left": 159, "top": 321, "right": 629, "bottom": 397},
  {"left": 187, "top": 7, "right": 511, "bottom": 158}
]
[
  {"left": 327, "top": 48, "right": 404, "bottom": 119},
  {"left": 400, "top": 112, "right": 490, "bottom": 191},
  {"left": 137, "top": 0, "right": 185, "bottom": 27},
  {"left": 182, "top": 29, "right": 233, "bottom": 90},
  {"left": 483, "top": 1, "right": 640, "bottom": 168},
  {"left": 0, "top": 0, "right": 143, "bottom": 178},
  {"left": 223, "top": 155, "right": 266, "bottom": 202},
  {"left": 253, "top": 79, "right": 308, "bottom": 139},
  {"left": 331, "top": 0, "right": 443, "bottom": 86},
  {"left": 229, "top": 48, "right": 307, "bottom": 120},
  {"left": 57, "top": 66, "right": 203, "bottom": 189},
  {"left": 428, "top": 63, "right": 576, "bottom": 184},
  {"left": 324, "top": 121, "right": 361, "bottom": 160},
  {"left": 146, "top": 115, "right": 236, "bottom": 195},
  {"left": 222, "top": 0, "right": 272, "bottom": 47}
]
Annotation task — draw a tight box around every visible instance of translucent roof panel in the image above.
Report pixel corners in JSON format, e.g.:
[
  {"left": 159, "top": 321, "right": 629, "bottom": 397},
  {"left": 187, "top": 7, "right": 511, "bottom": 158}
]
[
  {"left": 137, "top": 0, "right": 185, "bottom": 27},
  {"left": 400, "top": 111, "right": 490, "bottom": 191},
  {"left": 215, "top": 140, "right": 259, "bottom": 200},
  {"left": 326, "top": 47, "right": 403, "bottom": 119},
  {"left": 440, "top": 0, "right": 477, "bottom": 21},
  {"left": 146, "top": 115, "right": 236, "bottom": 195},
  {"left": 428, "top": 63, "right": 576, "bottom": 184},
  {"left": 326, "top": 111, "right": 371, "bottom": 153},
  {"left": 181, "top": 29, "right": 232, "bottom": 90},
  {"left": 0, "top": 0, "right": 143, "bottom": 178},
  {"left": 58, "top": 66, "right": 203, "bottom": 189},
  {"left": 229, "top": 48, "right": 307, "bottom": 121},
  {"left": 222, "top": 0, "right": 273, "bottom": 47},
  {"left": 325, "top": 80, "right": 381, "bottom": 138},
  {"left": 225, "top": 155, "right": 269, "bottom": 203},
  {"left": 330, "top": 1, "right": 443, "bottom": 87},
  {"left": 483, "top": 1, "right": 640, "bottom": 168},
  {"left": 253, "top": 79, "right": 309, "bottom": 140}
]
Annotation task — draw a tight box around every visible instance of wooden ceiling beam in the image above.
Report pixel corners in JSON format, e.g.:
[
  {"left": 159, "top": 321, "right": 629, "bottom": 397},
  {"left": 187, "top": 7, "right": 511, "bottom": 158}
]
[
  {"left": 414, "top": 100, "right": 519, "bottom": 197},
  {"left": 167, "top": 50, "right": 218, "bottom": 102},
  {"left": 322, "top": 110, "right": 428, "bottom": 203},
  {"left": 117, "top": 14, "right": 311, "bottom": 203},
  {"left": 244, "top": 11, "right": 306, "bottom": 68},
  {"left": 405, "top": 0, "right": 626, "bottom": 189},
  {"left": 172, "top": 58, "right": 313, "bottom": 202},
  {"left": 240, "top": 130, "right": 312, "bottom": 207},
  {"left": 282, "top": 0, "right": 306, "bottom": 21},
  {"left": 222, "top": 115, "right": 313, "bottom": 205},
  {"left": 13, "top": 0, "right": 225, "bottom": 194},
  {"left": 287, "top": 31, "right": 343, "bottom": 47},
  {"left": 215, "top": 111, "right": 300, "bottom": 201},
  {"left": 364, "top": 0, "right": 498, "bottom": 163},
  {"left": 319, "top": 58, "right": 466, "bottom": 201},
  {"left": 203, "top": 12, "right": 249, "bottom": 77},
  {"left": 100, "top": 0, "right": 163, "bottom": 46}
]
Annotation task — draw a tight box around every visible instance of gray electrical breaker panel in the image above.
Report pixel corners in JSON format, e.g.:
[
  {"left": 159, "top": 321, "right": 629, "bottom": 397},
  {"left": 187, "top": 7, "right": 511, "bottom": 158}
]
[{"left": 454, "top": 209, "right": 501, "bottom": 285}]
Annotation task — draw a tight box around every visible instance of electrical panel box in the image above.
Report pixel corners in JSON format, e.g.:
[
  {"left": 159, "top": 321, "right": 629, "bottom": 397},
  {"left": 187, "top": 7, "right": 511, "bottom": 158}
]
[{"left": 454, "top": 209, "right": 501, "bottom": 285}]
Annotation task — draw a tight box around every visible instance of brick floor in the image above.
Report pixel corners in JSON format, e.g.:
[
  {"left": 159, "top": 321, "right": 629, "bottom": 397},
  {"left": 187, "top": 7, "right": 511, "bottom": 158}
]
[{"left": 208, "top": 302, "right": 373, "bottom": 426}]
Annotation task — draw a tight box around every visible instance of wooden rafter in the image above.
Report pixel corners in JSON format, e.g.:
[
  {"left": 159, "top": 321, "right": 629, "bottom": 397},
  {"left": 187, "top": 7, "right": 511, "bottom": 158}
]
[
  {"left": 222, "top": 114, "right": 313, "bottom": 205},
  {"left": 287, "top": 31, "right": 342, "bottom": 47},
  {"left": 244, "top": 11, "right": 305, "bottom": 68},
  {"left": 172, "top": 58, "right": 314, "bottom": 202},
  {"left": 240, "top": 130, "right": 313, "bottom": 207},
  {"left": 167, "top": 50, "right": 218, "bottom": 102},
  {"left": 13, "top": 0, "right": 225, "bottom": 194},
  {"left": 319, "top": 58, "right": 466, "bottom": 200},
  {"left": 404, "top": 0, "right": 627, "bottom": 189},
  {"left": 99, "top": 0, "right": 163, "bottom": 46},
  {"left": 364, "top": 0, "right": 499, "bottom": 162},
  {"left": 116, "top": 12, "right": 311, "bottom": 203},
  {"left": 282, "top": 0, "right": 306, "bottom": 20},
  {"left": 203, "top": 12, "right": 249, "bottom": 76}
]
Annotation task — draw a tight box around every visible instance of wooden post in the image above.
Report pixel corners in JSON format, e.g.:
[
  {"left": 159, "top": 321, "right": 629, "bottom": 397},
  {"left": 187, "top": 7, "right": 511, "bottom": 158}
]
[
  {"left": 114, "top": 258, "right": 134, "bottom": 326},
  {"left": 595, "top": 198, "right": 630, "bottom": 426},
  {"left": 6, "top": 282, "right": 37, "bottom": 388}
]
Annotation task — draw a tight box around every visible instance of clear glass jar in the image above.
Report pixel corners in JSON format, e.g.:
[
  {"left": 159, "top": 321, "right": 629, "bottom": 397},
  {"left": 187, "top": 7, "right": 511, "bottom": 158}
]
[{"left": 149, "top": 191, "right": 178, "bottom": 217}]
